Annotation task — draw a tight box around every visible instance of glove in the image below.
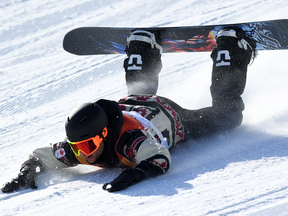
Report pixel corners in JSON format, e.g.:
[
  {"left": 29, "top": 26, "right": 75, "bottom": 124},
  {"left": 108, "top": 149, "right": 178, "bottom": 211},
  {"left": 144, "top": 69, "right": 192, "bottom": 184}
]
[
  {"left": 102, "top": 167, "right": 148, "bottom": 192},
  {"left": 1, "top": 157, "right": 41, "bottom": 193}
]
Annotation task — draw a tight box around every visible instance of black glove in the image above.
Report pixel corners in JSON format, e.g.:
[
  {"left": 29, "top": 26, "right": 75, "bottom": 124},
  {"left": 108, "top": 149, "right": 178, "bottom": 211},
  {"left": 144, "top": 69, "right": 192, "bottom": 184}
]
[
  {"left": 1, "top": 157, "right": 41, "bottom": 193},
  {"left": 102, "top": 167, "right": 148, "bottom": 192}
]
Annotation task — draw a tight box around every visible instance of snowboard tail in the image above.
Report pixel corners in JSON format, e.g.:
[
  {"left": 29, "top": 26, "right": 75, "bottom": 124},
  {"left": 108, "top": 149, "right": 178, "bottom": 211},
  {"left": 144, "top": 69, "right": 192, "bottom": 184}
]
[{"left": 63, "top": 19, "right": 288, "bottom": 55}]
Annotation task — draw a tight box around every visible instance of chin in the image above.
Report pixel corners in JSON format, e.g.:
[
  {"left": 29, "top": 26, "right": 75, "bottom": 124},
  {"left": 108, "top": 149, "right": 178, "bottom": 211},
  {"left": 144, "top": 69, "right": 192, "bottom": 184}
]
[
  {"left": 85, "top": 155, "right": 96, "bottom": 164},
  {"left": 87, "top": 159, "right": 96, "bottom": 164}
]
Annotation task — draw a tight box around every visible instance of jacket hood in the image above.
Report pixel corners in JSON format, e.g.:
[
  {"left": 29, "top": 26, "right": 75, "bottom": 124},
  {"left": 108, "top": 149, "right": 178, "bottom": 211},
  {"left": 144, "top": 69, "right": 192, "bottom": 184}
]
[{"left": 94, "top": 99, "right": 124, "bottom": 167}]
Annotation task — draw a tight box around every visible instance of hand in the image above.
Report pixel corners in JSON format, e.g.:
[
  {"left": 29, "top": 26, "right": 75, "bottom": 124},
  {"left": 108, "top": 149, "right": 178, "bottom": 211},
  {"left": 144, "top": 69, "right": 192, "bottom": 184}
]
[
  {"left": 102, "top": 167, "right": 148, "bottom": 192},
  {"left": 1, "top": 171, "right": 37, "bottom": 193},
  {"left": 1, "top": 157, "right": 41, "bottom": 193}
]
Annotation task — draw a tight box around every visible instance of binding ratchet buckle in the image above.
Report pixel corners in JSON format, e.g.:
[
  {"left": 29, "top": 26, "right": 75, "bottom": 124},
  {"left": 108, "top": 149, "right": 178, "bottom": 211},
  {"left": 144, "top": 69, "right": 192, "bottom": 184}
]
[{"left": 127, "top": 30, "right": 163, "bottom": 54}]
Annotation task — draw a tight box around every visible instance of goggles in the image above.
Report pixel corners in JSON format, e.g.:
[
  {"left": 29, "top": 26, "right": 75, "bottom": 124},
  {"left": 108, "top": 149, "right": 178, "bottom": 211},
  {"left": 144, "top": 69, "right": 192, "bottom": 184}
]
[{"left": 68, "top": 127, "right": 108, "bottom": 156}]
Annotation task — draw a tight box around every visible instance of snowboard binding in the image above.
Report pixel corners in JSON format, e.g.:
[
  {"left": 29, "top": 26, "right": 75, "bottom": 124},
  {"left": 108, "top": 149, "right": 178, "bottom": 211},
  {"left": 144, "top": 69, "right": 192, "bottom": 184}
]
[{"left": 126, "top": 30, "right": 163, "bottom": 54}]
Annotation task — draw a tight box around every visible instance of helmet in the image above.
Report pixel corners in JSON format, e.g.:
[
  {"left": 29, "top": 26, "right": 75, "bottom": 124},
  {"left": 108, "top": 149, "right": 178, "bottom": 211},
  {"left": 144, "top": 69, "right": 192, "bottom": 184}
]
[{"left": 65, "top": 103, "right": 109, "bottom": 142}]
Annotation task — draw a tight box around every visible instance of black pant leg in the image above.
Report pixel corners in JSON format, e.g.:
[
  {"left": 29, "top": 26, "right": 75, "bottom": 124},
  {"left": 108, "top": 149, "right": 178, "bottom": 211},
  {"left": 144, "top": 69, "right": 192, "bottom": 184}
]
[{"left": 164, "top": 43, "right": 252, "bottom": 139}]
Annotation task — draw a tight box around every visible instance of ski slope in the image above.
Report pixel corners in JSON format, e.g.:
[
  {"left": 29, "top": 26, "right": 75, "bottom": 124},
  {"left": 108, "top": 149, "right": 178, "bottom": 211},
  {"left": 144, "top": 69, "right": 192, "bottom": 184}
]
[{"left": 1, "top": 0, "right": 288, "bottom": 215}]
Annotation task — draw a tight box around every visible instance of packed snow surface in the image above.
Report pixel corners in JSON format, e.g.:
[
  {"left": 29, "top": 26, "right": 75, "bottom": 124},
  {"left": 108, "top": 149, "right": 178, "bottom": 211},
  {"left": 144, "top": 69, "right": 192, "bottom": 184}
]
[{"left": 1, "top": 0, "right": 288, "bottom": 215}]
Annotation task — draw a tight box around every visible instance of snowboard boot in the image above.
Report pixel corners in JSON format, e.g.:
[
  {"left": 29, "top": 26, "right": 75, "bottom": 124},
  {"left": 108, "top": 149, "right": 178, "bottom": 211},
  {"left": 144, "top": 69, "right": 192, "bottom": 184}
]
[
  {"left": 123, "top": 30, "right": 163, "bottom": 95},
  {"left": 210, "top": 27, "right": 257, "bottom": 130}
]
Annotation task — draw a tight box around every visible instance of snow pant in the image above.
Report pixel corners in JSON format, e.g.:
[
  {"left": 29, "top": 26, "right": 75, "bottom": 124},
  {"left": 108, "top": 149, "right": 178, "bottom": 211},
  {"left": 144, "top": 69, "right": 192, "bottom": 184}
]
[{"left": 125, "top": 43, "right": 253, "bottom": 140}]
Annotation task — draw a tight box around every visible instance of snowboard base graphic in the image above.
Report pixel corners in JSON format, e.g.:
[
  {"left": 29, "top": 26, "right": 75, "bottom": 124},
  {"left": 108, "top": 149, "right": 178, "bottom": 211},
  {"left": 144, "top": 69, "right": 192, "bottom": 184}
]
[{"left": 63, "top": 19, "right": 288, "bottom": 55}]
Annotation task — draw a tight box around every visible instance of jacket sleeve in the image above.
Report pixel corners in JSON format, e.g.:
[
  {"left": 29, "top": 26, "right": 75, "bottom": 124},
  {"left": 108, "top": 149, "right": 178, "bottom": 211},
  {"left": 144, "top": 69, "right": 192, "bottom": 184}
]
[
  {"left": 119, "top": 130, "right": 171, "bottom": 177},
  {"left": 29, "top": 140, "right": 79, "bottom": 171},
  {"left": 0, "top": 141, "right": 78, "bottom": 193},
  {"left": 102, "top": 131, "right": 171, "bottom": 192},
  {"left": 135, "top": 138, "right": 171, "bottom": 175}
]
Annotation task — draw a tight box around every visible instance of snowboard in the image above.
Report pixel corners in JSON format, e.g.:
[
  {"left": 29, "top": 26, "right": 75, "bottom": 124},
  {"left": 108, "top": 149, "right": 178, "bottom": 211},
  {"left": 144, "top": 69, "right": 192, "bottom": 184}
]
[{"left": 63, "top": 19, "right": 288, "bottom": 55}]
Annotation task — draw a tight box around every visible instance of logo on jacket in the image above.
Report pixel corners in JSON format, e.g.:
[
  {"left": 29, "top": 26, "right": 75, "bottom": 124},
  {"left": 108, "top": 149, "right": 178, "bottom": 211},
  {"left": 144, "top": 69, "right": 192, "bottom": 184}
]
[
  {"left": 152, "top": 158, "right": 168, "bottom": 169},
  {"left": 55, "top": 148, "right": 66, "bottom": 158}
]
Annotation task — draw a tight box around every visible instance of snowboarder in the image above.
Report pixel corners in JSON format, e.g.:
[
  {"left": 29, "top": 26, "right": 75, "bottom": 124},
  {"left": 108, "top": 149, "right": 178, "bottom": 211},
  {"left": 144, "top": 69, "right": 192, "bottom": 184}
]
[{"left": 1, "top": 27, "right": 256, "bottom": 193}]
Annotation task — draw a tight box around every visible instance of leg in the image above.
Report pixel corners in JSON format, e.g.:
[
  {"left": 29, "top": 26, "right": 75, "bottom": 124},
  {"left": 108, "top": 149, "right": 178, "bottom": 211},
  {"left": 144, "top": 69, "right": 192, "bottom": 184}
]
[
  {"left": 123, "top": 30, "right": 162, "bottom": 95},
  {"left": 175, "top": 28, "right": 256, "bottom": 139}
]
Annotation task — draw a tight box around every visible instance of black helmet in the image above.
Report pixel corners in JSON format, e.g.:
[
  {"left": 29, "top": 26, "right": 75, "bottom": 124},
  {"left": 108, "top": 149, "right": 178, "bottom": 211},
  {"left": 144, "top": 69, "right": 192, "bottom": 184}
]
[{"left": 65, "top": 103, "right": 109, "bottom": 142}]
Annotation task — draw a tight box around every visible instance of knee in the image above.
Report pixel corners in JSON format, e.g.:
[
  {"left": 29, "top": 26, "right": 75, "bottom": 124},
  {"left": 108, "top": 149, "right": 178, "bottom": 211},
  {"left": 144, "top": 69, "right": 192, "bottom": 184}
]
[
  {"left": 220, "top": 109, "right": 243, "bottom": 130},
  {"left": 215, "top": 99, "right": 244, "bottom": 130}
]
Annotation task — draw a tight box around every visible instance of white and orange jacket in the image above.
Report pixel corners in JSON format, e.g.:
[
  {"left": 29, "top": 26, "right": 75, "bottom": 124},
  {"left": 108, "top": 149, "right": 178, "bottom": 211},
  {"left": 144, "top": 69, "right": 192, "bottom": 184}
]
[{"left": 30, "top": 95, "right": 185, "bottom": 178}]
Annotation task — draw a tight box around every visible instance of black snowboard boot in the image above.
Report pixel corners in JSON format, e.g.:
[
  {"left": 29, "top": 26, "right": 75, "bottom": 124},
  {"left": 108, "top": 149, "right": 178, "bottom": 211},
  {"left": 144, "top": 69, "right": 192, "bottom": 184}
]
[{"left": 123, "top": 30, "right": 163, "bottom": 95}]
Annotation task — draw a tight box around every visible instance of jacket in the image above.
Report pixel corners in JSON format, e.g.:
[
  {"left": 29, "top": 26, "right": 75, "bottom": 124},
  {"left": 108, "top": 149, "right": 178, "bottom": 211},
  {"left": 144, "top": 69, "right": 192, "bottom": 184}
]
[{"left": 30, "top": 95, "right": 184, "bottom": 177}]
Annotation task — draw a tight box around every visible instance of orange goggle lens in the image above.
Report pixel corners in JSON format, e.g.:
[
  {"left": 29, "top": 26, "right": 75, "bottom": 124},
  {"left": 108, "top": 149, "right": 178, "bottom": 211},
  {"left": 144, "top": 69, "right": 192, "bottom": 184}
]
[{"left": 68, "top": 127, "right": 108, "bottom": 156}]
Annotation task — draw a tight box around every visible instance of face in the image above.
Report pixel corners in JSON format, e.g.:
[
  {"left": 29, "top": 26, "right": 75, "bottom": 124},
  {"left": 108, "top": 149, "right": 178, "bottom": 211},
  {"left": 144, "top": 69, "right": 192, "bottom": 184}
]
[{"left": 80, "top": 141, "right": 105, "bottom": 164}]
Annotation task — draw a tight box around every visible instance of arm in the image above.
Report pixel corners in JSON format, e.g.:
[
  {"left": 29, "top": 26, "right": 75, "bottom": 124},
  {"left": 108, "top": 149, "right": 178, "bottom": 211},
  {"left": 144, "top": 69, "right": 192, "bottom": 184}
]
[
  {"left": 1, "top": 140, "right": 78, "bottom": 193},
  {"left": 103, "top": 131, "right": 171, "bottom": 192}
]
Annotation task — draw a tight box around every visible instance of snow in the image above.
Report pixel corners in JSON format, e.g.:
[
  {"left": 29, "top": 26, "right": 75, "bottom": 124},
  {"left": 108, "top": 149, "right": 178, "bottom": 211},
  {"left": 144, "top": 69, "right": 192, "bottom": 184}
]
[{"left": 1, "top": 0, "right": 288, "bottom": 215}]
